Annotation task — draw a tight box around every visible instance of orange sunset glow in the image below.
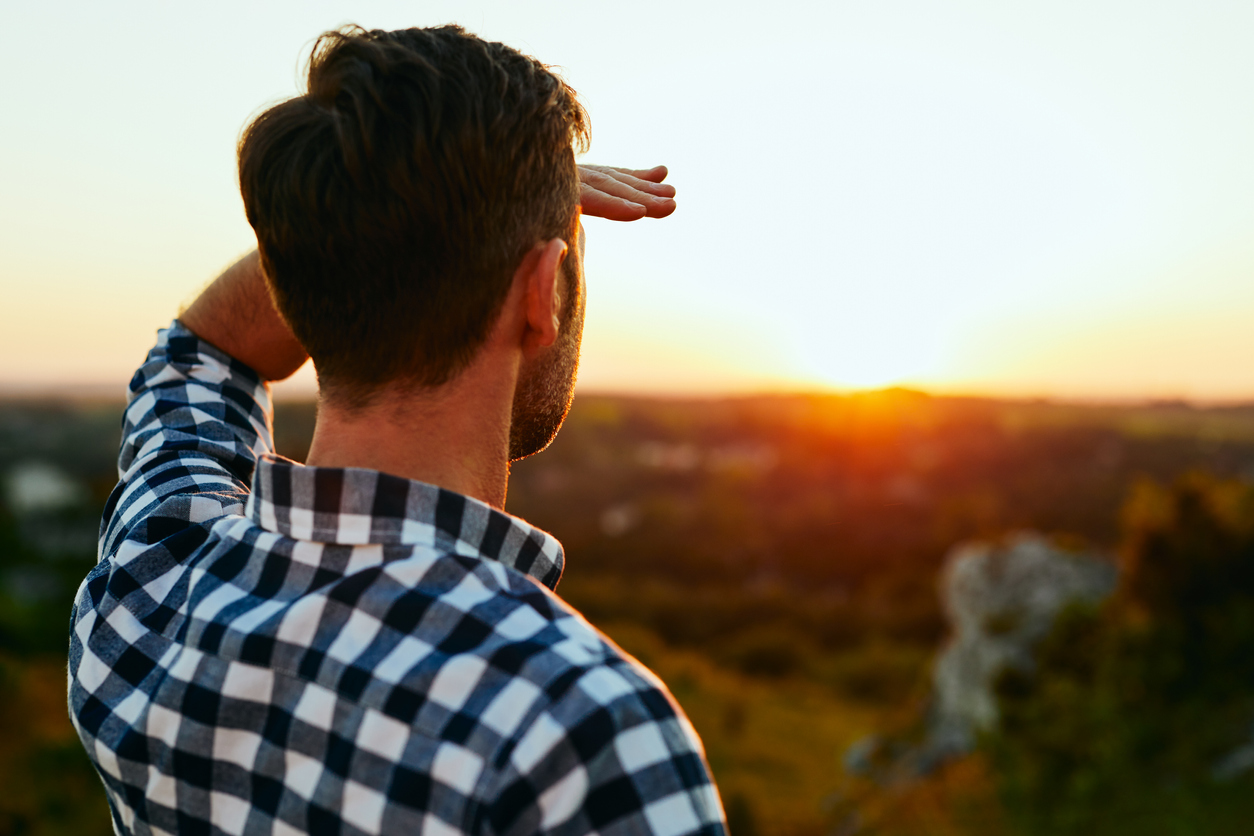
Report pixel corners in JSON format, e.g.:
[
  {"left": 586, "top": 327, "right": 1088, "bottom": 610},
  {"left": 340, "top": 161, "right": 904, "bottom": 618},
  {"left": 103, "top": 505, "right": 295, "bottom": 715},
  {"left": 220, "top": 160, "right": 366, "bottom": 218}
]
[{"left": 3, "top": 1, "right": 1254, "bottom": 402}]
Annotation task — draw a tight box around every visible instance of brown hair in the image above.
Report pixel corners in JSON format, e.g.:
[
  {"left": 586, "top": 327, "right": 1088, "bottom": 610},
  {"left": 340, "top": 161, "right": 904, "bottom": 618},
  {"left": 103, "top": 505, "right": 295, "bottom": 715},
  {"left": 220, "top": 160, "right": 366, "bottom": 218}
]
[{"left": 238, "top": 25, "right": 589, "bottom": 406}]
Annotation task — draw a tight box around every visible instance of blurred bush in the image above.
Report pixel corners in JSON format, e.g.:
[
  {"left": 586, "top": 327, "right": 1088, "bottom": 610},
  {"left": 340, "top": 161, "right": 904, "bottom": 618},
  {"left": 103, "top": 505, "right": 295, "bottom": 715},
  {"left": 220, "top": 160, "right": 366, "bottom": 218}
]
[
  {"left": 718, "top": 626, "right": 813, "bottom": 679},
  {"left": 989, "top": 475, "right": 1254, "bottom": 835}
]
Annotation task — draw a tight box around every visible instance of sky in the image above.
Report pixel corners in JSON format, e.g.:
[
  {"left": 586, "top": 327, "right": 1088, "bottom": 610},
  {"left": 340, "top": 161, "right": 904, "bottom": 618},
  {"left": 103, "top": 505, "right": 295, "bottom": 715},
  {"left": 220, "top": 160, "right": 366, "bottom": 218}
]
[{"left": 3, "top": 0, "right": 1254, "bottom": 401}]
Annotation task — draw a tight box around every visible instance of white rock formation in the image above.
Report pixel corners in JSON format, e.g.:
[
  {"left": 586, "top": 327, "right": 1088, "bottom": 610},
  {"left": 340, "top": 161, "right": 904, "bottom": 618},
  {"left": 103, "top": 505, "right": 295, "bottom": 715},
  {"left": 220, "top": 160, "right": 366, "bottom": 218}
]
[{"left": 927, "top": 533, "right": 1117, "bottom": 758}]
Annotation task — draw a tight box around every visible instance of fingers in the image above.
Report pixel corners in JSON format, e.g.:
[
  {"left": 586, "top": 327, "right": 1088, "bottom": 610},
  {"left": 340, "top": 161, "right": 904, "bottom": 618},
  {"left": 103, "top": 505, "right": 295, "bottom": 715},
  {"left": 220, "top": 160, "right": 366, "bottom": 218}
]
[
  {"left": 578, "top": 164, "right": 677, "bottom": 220},
  {"left": 589, "top": 165, "right": 675, "bottom": 197},
  {"left": 581, "top": 166, "right": 675, "bottom": 203},
  {"left": 579, "top": 183, "right": 650, "bottom": 221},
  {"left": 622, "top": 165, "right": 670, "bottom": 185}
]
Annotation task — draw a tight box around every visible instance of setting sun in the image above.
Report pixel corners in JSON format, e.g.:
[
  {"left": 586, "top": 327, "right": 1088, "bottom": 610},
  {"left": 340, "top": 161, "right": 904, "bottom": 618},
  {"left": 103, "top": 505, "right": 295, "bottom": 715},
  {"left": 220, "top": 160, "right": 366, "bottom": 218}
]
[{"left": 4, "top": 1, "right": 1254, "bottom": 403}]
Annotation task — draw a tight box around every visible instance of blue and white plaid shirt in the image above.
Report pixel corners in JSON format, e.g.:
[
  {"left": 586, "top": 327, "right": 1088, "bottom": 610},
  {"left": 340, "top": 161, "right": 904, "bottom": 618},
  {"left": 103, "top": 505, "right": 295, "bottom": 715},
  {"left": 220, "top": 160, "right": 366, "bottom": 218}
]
[{"left": 69, "top": 321, "right": 726, "bottom": 836}]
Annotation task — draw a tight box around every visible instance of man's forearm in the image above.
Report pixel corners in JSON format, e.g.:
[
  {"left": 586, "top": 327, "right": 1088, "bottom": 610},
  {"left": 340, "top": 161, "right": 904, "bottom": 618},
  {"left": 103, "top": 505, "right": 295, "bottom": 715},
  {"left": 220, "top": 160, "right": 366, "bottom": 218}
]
[{"left": 180, "top": 250, "right": 309, "bottom": 381}]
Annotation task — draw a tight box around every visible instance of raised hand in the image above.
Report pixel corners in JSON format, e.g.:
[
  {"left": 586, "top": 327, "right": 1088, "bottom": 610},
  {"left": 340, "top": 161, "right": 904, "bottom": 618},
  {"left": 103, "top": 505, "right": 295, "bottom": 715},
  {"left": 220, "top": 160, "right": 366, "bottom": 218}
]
[{"left": 578, "top": 165, "right": 677, "bottom": 221}]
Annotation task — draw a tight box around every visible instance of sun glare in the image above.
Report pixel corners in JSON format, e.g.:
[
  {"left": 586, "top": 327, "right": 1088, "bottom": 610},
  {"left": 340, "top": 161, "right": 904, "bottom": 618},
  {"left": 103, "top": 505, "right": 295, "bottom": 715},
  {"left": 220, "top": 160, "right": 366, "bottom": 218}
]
[{"left": 776, "top": 298, "right": 956, "bottom": 392}]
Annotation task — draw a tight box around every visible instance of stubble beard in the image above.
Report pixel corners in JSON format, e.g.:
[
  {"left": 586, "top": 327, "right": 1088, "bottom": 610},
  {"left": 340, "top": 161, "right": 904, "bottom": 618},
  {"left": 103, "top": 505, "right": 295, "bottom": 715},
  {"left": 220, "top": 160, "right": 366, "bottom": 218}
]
[{"left": 507, "top": 263, "right": 584, "bottom": 461}]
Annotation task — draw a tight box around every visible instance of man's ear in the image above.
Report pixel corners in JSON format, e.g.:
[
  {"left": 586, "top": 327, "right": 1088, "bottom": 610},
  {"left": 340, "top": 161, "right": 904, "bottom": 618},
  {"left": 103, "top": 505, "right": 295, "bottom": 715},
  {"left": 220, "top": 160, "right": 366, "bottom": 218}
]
[{"left": 519, "top": 237, "right": 569, "bottom": 355}]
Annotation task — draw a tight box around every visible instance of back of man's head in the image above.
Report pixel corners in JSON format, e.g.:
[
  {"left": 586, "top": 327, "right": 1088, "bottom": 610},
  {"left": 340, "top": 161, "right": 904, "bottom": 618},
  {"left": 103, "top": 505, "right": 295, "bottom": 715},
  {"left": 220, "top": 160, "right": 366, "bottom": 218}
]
[{"left": 238, "top": 25, "right": 589, "bottom": 407}]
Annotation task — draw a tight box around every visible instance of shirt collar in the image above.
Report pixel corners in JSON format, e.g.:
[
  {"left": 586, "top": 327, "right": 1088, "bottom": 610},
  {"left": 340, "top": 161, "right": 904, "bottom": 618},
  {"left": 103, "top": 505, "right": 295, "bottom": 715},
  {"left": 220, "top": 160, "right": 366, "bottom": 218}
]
[{"left": 245, "top": 454, "right": 564, "bottom": 591}]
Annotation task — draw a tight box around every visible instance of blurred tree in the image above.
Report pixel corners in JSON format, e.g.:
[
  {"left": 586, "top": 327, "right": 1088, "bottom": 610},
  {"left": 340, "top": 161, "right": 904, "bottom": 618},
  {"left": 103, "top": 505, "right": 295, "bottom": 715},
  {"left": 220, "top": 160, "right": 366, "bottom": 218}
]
[{"left": 989, "top": 474, "right": 1254, "bottom": 835}]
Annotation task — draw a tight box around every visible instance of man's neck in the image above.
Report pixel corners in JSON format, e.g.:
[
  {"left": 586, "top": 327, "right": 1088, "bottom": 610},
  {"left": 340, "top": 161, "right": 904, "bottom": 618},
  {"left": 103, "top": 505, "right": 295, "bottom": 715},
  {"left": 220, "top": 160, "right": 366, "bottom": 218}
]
[{"left": 304, "top": 361, "right": 518, "bottom": 509}]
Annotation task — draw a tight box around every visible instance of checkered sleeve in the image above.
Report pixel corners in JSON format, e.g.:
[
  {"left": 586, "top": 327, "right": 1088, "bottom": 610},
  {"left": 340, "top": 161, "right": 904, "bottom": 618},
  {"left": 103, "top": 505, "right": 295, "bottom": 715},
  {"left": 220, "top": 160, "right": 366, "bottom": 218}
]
[
  {"left": 486, "top": 658, "right": 727, "bottom": 836},
  {"left": 98, "top": 320, "right": 274, "bottom": 560}
]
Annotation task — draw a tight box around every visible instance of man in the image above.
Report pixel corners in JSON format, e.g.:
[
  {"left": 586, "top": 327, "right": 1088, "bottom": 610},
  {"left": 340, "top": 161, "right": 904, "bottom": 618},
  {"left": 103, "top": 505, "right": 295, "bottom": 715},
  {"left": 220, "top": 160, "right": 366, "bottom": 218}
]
[{"left": 68, "top": 25, "right": 726, "bottom": 836}]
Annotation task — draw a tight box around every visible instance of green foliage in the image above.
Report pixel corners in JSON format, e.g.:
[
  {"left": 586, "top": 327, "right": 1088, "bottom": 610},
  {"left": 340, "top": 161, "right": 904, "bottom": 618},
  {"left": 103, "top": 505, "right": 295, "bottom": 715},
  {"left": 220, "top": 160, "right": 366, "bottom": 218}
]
[{"left": 988, "top": 475, "right": 1254, "bottom": 835}]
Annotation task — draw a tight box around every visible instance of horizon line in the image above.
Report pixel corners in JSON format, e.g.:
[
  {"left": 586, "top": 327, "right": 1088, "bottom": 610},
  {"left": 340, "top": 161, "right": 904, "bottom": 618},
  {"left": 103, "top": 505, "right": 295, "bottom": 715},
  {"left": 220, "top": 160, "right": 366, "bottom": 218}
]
[{"left": 4, "top": 380, "right": 1254, "bottom": 410}]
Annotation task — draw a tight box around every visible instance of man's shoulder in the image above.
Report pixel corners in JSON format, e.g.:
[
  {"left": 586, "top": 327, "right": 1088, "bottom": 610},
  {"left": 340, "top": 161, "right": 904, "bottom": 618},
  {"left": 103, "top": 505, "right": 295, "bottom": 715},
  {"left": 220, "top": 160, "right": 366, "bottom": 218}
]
[
  {"left": 84, "top": 515, "right": 664, "bottom": 735},
  {"left": 71, "top": 520, "right": 723, "bottom": 834},
  {"left": 366, "top": 560, "right": 721, "bottom": 835},
  {"left": 458, "top": 579, "right": 722, "bottom": 835},
  {"left": 230, "top": 538, "right": 705, "bottom": 813},
  {"left": 294, "top": 545, "right": 669, "bottom": 739}
]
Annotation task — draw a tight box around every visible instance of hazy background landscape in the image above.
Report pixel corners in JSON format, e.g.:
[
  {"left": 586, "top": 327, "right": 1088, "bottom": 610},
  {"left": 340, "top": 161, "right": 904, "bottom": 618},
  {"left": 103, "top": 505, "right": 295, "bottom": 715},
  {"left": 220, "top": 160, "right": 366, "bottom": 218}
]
[{"left": 7, "top": 390, "right": 1254, "bottom": 834}]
